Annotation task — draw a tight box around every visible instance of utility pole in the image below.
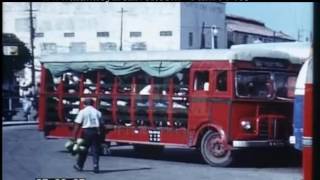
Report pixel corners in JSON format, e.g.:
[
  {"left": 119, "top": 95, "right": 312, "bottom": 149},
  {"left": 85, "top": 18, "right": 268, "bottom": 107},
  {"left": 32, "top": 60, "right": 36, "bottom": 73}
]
[
  {"left": 297, "top": 29, "right": 303, "bottom": 42},
  {"left": 28, "top": 2, "right": 38, "bottom": 120},
  {"left": 118, "top": 8, "right": 127, "bottom": 51},
  {"left": 28, "top": 2, "right": 36, "bottom": 95}
]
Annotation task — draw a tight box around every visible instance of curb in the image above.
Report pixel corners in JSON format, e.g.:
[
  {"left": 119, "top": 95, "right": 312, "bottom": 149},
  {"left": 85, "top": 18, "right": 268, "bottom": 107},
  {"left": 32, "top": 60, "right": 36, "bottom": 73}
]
[{"left": 2, "top": 121, "right": 38, "bottom": 127}]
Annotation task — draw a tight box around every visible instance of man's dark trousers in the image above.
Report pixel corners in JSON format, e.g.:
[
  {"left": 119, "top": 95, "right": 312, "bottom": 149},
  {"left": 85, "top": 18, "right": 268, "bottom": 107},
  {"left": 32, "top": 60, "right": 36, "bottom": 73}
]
[{"left": 77, "top": 128, "right": 101, "bottom": 169}]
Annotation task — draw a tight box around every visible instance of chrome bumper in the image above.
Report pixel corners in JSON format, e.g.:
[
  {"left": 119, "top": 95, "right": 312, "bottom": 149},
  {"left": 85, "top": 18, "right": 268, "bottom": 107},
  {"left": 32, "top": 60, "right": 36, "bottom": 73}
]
[{"left": 233, "top": 140, "right": 287, "bottom": 148}]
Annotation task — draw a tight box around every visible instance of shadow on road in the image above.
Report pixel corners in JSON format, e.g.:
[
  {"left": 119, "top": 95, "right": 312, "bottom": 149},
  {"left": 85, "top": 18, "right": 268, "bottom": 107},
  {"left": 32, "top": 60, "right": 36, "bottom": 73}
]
[
  {"left": 81, "top": 167, "right": 152, "bottom": 174},
  {"left": 108, "top": 146, "right": 302, "bottom": 168},
  {"left": 111, "top": 147, "right": 206, "bottom": 164},
  {"left": 58, "top": 146, "right": 301, "bottom": 168},
  {"left": 231, "top": 148, "right": 302, "bottom": 168}
]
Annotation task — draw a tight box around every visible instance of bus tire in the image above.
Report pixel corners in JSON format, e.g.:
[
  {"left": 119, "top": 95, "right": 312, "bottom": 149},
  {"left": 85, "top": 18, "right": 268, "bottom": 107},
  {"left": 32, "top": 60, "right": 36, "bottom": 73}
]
[{"left": 200, "top": 130, "right": 232, "bottom": 167}]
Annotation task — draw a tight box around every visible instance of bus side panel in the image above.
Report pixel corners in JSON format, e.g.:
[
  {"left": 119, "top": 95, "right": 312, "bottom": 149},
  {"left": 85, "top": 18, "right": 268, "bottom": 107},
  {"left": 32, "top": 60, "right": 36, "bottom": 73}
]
[
  {"left": 303, "top": 84, "right": 313, "bottom": 180},
  {"left": 229, "top": 102, "right": 257, "bottom": 140},
  {"left": 210, "top": 101, "right": 230, "bottom": 138},
  {"left": 293, "top": 95, "right": 304, "bottom": 150},
  {"left": 106, "top": 127, "right": 188, "bottom": 145}
]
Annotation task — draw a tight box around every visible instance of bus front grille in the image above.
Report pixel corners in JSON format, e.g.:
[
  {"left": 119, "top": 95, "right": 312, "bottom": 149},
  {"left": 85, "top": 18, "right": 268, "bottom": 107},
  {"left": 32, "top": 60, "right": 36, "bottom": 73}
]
[
  {"left": 258, "top": 120, "right": 269, "bottom": 139},
  {"left": 258, "top": 118, "right": 289, "bottom": 140}
]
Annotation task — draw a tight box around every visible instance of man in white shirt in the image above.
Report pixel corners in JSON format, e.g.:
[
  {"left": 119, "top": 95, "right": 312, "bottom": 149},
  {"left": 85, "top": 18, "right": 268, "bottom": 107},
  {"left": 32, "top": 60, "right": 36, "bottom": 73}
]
[{"left": 72, "top": 98, "right": 102, "bottom": 173}]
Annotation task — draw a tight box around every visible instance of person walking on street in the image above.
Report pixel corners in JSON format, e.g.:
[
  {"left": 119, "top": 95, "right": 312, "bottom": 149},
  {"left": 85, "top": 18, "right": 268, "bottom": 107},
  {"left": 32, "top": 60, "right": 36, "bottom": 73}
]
[{"left": 72, "top": 98, "right": 102, "bottom": 173}]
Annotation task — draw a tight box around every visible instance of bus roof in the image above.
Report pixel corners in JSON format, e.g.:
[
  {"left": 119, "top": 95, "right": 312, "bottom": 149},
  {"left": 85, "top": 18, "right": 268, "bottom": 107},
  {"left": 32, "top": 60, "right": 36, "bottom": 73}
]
[
  {"left": 295, "top": 59, "right": 313, "bottom": 95},
  {"left": 40, "top": 48, "right": 301, "bottom": 64},
  {"left": 231, "top": 42, "right": 312, "bottom": 62},
  {"left": 40, "top": 49, "right": 302, "bottom": 77}
]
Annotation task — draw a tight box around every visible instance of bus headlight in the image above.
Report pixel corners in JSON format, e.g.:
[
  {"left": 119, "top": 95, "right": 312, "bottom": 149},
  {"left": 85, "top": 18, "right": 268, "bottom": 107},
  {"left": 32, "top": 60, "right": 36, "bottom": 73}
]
[{"left": 241, "top": 120, "right": 252, "bottom": 131}]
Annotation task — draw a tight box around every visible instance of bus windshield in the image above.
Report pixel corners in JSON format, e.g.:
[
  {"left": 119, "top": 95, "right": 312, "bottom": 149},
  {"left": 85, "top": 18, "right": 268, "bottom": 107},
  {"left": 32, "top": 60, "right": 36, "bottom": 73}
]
[
  {"left": 236, "top": 72, "right": 272, "bottom": 99},
  {"left": 236, "top": 71, "right": 296, "bottom": 100},
  {"left": 274, "top": 73, "right": 296, "bottom": 99}
]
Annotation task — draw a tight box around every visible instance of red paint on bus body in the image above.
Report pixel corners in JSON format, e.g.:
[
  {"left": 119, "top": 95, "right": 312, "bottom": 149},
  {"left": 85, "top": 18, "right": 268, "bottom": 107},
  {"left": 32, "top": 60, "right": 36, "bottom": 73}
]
[{"left": 303, "top": 84, "right": 313, "bottom": 180}]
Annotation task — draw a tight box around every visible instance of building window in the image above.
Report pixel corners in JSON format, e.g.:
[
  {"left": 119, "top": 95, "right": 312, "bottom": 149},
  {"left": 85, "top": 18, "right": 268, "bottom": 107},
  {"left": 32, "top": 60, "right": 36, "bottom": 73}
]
[
  {"left": 193, "top": 71, "right": 209, "bottom": 91},
  {"left": 97, "top": 32, "right": 109, "bottom": 37},
  {"left": 201, "top": 33, "right": 206, "bottom": 49},
  {"left": 100, "top": 42, "right": 117, "bottom": 51},
  {"left": 188, "top": 32, "right": 193, "bottom": 47},
  {"left": 160, "top": 31, "right": 172, "bottom": 36},
  {"left": 131, "top": 42, "right": 147, "bottom": 51},
  {"left": 64, "top": 32, "right": 75, "bottom": 38},
  {"left": 35, "top": 32, "right": 44, "bottom": 38},
  {"left": 70, "top": 42, "right": 86, "bottom": 53},
  {"left": 242, "top": 34, "right": 248, "bottom": 44},
  {"left": 130, "top": 32, "right": 142, "bottom": 38},
  {"left": 214, "top": 36, "right": 218, "bottom": 49},
  {"left": 41, "top": 43, "right": 57, "bottom": 55}
]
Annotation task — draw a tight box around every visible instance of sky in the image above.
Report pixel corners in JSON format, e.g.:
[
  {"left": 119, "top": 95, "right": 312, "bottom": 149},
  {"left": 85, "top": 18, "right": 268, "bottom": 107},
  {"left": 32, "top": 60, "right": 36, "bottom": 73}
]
[{"left": 226, "top": 2, "right": 313, "bottom": 41}]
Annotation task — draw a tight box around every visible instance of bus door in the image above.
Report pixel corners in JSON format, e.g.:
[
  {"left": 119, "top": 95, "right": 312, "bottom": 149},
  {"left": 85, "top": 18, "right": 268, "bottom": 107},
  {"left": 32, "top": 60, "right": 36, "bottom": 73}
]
[
  {"left": 188, "top": 69, "right": 211, "bottom": 130},
  {"left": 210, "top": 70, "right": 232, "bottom": 137}
]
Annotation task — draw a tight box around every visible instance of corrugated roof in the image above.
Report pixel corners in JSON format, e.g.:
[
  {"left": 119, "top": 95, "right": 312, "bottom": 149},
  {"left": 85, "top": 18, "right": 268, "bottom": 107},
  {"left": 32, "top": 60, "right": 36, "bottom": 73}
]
[
  {"left": 275, "top": 31, "right": 295, "bottom": 40},
  {"left": 227, "top": 14, "right": 295, "bottom": 40},
  {"left": 227, "top": 14, "right": 265, "bottom": 26}
]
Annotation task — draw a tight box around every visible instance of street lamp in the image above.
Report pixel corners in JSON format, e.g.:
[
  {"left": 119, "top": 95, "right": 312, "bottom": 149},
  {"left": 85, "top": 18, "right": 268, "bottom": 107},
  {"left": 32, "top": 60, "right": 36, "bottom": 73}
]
[{"left": 211, "top": 25, "right": 218, "bottom": 49}]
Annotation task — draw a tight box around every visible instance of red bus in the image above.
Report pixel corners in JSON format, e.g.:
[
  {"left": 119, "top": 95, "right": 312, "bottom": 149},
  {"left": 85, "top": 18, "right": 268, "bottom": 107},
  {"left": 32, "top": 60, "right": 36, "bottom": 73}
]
[
  {"left": 38, "top": 49, "right": 302, "bottom": 166},
  {"left": 295, "top": 59, "right": 313, "bottom": 180}
]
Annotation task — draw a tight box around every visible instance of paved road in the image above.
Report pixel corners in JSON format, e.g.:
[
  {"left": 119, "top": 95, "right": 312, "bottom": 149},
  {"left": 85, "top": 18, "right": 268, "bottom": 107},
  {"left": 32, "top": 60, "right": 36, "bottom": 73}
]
[{"left": 3, "top": 125, "right": 302, "bottom": 180}]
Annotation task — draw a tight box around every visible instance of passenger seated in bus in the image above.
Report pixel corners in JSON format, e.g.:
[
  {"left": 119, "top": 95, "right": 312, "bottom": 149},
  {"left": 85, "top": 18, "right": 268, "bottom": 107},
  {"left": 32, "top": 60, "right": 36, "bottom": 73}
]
[
  {"left": 138, "top": 84, "right": 182, "bottom": 108},
  {"left": 276, "top": 87, "right": 288, "bottom": 98},
  {"left": 137, "top": 85, "right": 150, "bottom": 107},
  {"left": 139, "top": 84, "right": 151, "bottom": 95},
  {"left": 247, "top": 81, "right": 272, "bottom": 98},
  {"left": 173, "top": 102, "right": 186, "bottom": 109},
  {"left": 275, "top": 76, "right": 296, "bottom": 98},
  {"left": 193, "top": 71, "right": 209, "bottom": 91},
  {"left": 63, "top": 72, "right": 81, "bottom": 94},
  {"left": 217, "top": 71, "right": 227, "bottom": 91}
]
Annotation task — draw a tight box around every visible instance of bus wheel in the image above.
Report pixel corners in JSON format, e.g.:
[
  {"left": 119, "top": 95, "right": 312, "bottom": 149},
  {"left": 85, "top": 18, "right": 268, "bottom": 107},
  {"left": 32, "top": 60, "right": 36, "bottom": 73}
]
[{"left": 200, "top": 131, "right": 232, "bottom": 167}]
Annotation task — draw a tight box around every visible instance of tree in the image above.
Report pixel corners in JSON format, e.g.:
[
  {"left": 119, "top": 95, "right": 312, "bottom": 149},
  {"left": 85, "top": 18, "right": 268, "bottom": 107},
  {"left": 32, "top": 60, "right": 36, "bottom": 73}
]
[{"left": 3, "top": 33, "right": 31, "bottom": 76}]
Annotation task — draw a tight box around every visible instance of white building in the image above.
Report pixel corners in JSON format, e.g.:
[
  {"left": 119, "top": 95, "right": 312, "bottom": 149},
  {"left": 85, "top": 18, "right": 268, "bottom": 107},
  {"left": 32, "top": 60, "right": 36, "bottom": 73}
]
[
  {"left": 3, "top": 2, "right": 226, "bottom": 93},
  {"left": 3, "top": 2, "right": 227, "bottom": 57}
]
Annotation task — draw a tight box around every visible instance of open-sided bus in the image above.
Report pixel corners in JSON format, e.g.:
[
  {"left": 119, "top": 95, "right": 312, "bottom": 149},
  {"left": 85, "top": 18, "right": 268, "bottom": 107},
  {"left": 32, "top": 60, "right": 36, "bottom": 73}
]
[{"left": 38, "top": 48, "right": 302, "bottom": 166}]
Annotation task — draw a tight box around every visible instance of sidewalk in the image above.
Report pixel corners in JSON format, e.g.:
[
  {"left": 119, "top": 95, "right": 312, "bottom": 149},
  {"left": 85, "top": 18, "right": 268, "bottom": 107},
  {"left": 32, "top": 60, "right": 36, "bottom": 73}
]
[{"left": 3, "top": 121, "right": 38, "bottom": 127}]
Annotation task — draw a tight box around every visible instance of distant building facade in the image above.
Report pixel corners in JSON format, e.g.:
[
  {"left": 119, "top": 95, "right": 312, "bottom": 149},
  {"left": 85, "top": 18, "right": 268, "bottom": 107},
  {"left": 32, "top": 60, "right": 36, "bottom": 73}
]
[
  {"left": 226, "top": 14, "right": 295, "bottom": 48},
  {"left": 3, "top": 2, "right": 227, "bottom": 93},
  {"left": 3, "top": 2, "right": 227, "bottom": 57}
]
